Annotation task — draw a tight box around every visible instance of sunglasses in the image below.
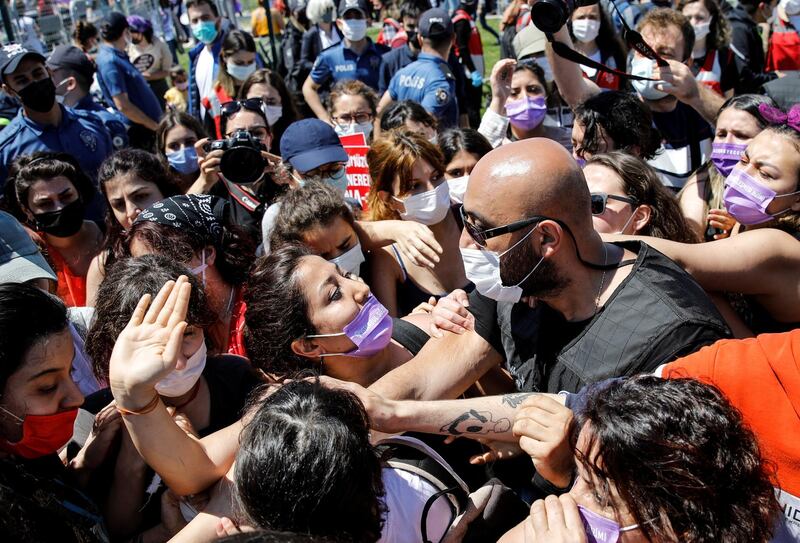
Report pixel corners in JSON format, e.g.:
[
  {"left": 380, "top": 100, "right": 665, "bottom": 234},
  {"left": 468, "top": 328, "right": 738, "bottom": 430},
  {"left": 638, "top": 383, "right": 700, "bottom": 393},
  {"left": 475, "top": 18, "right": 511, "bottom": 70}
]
[
  {"left": 590, "top": 192, "right": 638, "bottom": 216},
  {"left": 220, "top": 98, "right": 266, "bottom": 118},
  {"left": 460, "top": 205, "right": 548, "bottom": 248}
]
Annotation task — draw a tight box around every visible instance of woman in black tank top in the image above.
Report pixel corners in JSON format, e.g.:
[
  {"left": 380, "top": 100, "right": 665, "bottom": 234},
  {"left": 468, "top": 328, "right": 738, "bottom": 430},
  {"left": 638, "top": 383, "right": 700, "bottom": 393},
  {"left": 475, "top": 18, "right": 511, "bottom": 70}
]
[{"left": 245, "top": 245, "right": 432, "bottom": 387}]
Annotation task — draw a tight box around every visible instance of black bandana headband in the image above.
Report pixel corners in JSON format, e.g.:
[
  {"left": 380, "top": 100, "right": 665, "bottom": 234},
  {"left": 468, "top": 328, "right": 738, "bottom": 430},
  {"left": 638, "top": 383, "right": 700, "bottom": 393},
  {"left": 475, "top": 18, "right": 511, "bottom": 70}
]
[{"left": 135, "top": 194, "right": 228, "bottom": 246}]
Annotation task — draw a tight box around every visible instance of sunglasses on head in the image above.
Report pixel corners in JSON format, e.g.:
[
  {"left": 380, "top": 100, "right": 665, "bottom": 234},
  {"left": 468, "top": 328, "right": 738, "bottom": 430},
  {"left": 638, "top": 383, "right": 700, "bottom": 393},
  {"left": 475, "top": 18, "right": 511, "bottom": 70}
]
[
  {"left": 590, "top": 192, "right": 638, "bottom": 216},
  {"left": 460, "top": 205, "right": 549, "bottom": 248},
  {"left": 220, "top": 98, "right": 265, "bottom": 118}
]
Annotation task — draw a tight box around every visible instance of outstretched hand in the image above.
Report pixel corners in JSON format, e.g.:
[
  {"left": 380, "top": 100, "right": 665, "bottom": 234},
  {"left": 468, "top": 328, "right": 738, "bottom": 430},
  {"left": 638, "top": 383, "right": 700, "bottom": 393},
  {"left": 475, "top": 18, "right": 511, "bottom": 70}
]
[{"left": 109, "top": 276, "right": 191, "bottom": 409}]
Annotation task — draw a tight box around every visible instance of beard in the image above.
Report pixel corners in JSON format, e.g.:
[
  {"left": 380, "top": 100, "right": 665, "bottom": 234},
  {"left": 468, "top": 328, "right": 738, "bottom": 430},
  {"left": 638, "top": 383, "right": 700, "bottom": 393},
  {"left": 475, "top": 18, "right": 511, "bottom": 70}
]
[{"left": 500, "top": 235, "right": 570, "bottom": 299}]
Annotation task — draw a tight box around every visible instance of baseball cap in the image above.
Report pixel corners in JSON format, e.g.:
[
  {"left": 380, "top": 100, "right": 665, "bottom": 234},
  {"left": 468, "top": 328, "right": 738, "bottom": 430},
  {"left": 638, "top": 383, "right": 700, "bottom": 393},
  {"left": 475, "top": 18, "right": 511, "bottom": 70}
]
[
  {"left": 280, "top": 119, "right": 349, "bottom": 173},
  {"left": 419, "top": 8, "right": 454, "bottom": 38},
  {"left": 0, "top": 43, "right": 46, "bottom": 77},
  {"left": 47, "top": 45, "right": 95, "bottom": 81},
  {"left": 0, "top": 211, "right": 57, "bottom": 285},
  {"left": 338, "top": 0, "right": 370, "bottom": 17},
  {"left": 514, "top": 23, "right": 546, "bottom": 59}
]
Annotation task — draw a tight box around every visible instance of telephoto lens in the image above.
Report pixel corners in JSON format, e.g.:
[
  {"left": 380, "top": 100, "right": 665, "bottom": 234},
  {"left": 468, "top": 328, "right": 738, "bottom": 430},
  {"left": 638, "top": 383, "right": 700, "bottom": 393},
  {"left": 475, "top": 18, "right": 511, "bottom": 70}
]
[{"left": 218, "top": 130, "right": 267, "bottom": 185}]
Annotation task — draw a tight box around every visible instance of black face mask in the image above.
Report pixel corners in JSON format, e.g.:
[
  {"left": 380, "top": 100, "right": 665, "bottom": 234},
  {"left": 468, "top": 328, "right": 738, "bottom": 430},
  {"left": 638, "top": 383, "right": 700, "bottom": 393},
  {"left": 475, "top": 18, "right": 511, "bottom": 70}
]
[
  {"left": 33, "top": 199, "right": 85, "bottom": 237},
  {"left": 407, "top": 30, "right": 418, "bottom": 47},
  {"left": 17, "top": 77, "right": 57, "bottom": 113}
]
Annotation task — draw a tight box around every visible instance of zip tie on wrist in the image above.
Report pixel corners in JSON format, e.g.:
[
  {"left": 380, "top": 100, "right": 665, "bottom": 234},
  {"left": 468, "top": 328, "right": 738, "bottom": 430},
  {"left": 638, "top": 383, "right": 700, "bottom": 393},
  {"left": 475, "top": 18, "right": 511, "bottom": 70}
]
[{"left": 116, "top": 393, "right": 161, "bottom": 416}]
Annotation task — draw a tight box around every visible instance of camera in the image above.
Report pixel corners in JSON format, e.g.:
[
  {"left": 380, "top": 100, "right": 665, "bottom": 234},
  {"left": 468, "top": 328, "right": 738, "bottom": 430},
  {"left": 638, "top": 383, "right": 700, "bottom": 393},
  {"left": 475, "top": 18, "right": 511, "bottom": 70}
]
[
  {"left": 203, "top": 130, "right": 267, "bottom": 185},
  {"left": 530, "top": 0, "right": 598, "bottom": 34}
]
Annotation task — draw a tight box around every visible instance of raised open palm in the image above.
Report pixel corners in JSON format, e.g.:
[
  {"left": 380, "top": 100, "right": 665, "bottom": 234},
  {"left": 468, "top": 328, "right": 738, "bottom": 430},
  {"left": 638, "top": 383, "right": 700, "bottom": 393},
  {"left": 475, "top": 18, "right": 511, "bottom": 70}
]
[{"left": 109, "top": 276, "right": 191, "bottom": 400}]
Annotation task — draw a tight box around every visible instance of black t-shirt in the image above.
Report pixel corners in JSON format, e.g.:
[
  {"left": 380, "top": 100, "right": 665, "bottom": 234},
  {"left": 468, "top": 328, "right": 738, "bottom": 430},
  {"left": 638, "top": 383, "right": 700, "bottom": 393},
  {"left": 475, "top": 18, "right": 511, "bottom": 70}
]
[
  {"left": 649, "top": 101, "right": 713, "bottom": 189},
  {"left": 468, "top": 241, "right": 731, "bottom": 393}
]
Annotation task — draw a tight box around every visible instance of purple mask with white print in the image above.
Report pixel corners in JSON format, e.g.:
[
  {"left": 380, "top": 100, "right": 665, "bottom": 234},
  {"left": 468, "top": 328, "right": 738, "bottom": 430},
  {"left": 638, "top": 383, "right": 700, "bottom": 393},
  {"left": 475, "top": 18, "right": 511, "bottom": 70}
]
[
  {"left": 710, "top": 142, "right": 747, "bottom": 178},
  {"left": 578, "top": 505, "right": 642, "bottom": 543}
]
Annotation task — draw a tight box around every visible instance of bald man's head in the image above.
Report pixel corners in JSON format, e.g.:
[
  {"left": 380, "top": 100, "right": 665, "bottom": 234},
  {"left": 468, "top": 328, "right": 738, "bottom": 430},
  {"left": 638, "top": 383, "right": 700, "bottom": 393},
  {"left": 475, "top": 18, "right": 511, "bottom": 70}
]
[{"left": 464, "top": 138, "right": 593, "bottom": 237}]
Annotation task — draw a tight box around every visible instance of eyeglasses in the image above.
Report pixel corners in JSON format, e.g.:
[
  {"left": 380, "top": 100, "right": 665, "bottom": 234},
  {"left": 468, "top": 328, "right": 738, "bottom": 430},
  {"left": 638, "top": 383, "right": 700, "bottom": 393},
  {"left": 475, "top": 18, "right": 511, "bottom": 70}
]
[
  {"left": 220, "top": 98, "right": 266, "bottom": 118},
  {"left": 332, "top": 112, "right": 373, "bottom": 125},
  {"left": 460, "top": 205, "right": 548, "bottom": 248},
  {"left": 590, "top": 192, "right": 638, "bottom": 216}
]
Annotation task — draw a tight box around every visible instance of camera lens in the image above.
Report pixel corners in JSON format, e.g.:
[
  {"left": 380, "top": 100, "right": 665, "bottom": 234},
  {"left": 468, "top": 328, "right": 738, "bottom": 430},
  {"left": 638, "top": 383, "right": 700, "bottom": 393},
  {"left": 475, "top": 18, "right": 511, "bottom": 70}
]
[
  {"left": 531, "top": 0, "right": 569, "bottom": 33},
  {"left": 220, "top": 146, "right": 266, "bottom": 184}
]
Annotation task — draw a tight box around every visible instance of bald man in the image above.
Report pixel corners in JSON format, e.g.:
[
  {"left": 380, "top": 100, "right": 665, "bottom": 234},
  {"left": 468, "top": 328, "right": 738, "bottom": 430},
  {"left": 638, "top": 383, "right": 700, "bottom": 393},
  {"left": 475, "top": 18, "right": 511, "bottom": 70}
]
[{"left": 349, "top": 139, "right": 729, "bottom": 440}]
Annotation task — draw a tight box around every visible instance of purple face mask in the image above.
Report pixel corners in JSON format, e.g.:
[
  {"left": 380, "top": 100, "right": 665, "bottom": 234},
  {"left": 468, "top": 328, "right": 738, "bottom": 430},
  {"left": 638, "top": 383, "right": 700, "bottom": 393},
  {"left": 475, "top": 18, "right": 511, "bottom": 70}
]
[
  {"left": 506, "top": 96, "right": 547, "bottom": 131},
  {"left": 710, "top": 142, "right": 747, "bottom": 177},
  {"left": 578, "top": 505, "right": 641, "bottom": 543},
  {"left": 308, "top": 294, "right": 394, "bottom": 358},
  {"left": 723, "top": 167, "right": 800, "bottom": 226}
]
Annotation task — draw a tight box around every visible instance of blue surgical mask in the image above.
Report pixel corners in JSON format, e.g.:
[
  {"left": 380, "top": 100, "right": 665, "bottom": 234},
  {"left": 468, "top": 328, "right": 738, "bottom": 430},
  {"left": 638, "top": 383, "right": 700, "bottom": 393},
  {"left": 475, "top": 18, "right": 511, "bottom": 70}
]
[
  {"left": 322, "top": 167, "right": 349, "bottom": 197},
  {"left": 167, "top": 146, "right": 200, "bottom": 175},
  {"left": 226, "top": 61, "right": 257, "bottom": 82},
  {"left": 192, "top": 21, "right": 218, "bottom": 44}
]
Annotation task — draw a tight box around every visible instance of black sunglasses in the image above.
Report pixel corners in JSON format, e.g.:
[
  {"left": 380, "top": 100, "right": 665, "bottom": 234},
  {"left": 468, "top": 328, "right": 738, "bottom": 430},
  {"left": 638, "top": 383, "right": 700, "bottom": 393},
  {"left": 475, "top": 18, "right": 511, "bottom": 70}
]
[
  {"left": 220, "top": 98, "right": 265, "bottom": 118},
  {"left": 460, "top": 205, "right": 549, "bottom": 248},
  {"left": 590, "top": 192, "right": 638, "bottom": 216}
]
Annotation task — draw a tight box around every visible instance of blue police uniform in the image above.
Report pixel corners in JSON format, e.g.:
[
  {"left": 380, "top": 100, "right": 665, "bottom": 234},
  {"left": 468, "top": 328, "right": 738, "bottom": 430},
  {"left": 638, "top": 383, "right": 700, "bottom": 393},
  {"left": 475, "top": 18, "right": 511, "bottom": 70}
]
[
  {"left": 388, "top": 52, "right": 458, "bottom": 128},
  {"left": 310, "top": 39, "right": 388, "bottom": 91},
  {"left": 95, "top": 44, "right": 163, "bottom": 124},
  {"left": 378, "top": 43, "right": 417, "bottom": 93},
  {"left": 0, "top": 104, "right": 113, "bottom": 189},
  {"left": 74, "top": 94, "right": 129, "bottom": 150}
]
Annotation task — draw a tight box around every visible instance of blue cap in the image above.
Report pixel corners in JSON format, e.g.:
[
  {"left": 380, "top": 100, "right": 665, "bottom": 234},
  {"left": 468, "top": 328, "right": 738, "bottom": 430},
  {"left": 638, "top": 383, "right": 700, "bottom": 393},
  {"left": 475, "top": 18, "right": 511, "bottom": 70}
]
[
  {"left": 419, "top": 8, "right": 453, "bottom": 38},
  {"left": 280, "top": 119, "right": 349, "bottom": 173}
]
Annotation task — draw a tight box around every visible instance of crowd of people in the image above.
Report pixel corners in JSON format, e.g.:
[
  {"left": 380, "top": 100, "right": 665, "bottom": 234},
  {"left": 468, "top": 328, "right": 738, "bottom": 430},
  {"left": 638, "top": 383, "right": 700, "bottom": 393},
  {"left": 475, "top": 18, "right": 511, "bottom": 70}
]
[{"left": 0, "top": 0, "right": 799, "bottom": 540}]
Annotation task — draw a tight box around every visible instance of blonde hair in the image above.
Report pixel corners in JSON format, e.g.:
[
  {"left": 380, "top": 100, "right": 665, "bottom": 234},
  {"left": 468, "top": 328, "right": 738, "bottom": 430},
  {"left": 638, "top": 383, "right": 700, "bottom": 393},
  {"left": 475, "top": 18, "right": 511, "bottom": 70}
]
[
  {"left": 366, "top": 130, "right": 446, "bottom": 221},
  {"left": 307, "top": 0, "right": 336, "bottom": 24}
]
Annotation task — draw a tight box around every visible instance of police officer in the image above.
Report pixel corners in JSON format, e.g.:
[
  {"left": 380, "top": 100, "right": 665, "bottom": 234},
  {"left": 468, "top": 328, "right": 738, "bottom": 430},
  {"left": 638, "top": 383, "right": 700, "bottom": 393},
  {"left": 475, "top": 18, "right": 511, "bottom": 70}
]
[
  {"left": 381, "top": 8, "right": 459, "bottom": 129},
  {"left": 0, "top": 44, "right": 113, "bottom": 193},
  {"left": 47, "top": 45, "right": 129, "bottom": 151},
  {"left": 302, "top": 0, "right": 388, "bottom": 123},
  {"left": 95, "top": 12, "right": 163, "bottom": 151}
]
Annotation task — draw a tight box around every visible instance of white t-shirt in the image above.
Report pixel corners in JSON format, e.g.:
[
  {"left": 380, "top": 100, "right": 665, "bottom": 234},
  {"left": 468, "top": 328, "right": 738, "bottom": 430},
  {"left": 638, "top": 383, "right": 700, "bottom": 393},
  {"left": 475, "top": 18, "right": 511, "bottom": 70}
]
[
  {"left": 195, "top": 47, "right": 216, "bottom": 119},
  {"left": 379, "top": 467, "right": 452, "bottom": 543}
]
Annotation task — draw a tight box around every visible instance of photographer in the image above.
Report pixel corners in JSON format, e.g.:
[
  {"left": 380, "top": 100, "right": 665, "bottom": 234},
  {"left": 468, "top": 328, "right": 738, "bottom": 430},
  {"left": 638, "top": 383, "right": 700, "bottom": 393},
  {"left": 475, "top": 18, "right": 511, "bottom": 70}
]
[
  {"left": 546, "top": 7, "right": 723, "bottom": 190},
  {"left": 190, "top": 98, "right": 286, "bottom": 239}
]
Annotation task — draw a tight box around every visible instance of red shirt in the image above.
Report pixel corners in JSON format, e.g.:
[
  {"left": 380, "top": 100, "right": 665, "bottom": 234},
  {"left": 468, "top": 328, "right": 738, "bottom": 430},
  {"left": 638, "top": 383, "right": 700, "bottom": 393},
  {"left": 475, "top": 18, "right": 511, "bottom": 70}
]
[{"left": 227, "top": 286, "right": 247, "bottom": 357}]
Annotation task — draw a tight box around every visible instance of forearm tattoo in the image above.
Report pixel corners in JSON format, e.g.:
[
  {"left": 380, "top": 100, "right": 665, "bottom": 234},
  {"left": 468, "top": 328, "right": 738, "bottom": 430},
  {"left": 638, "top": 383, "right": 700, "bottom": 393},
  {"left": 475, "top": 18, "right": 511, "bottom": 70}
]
[
  {"left": 439, "top": 409, "right": 512, "bottom": 436},
  {"left": 501, "top": 393, "right": 533, "bottom": 408}
]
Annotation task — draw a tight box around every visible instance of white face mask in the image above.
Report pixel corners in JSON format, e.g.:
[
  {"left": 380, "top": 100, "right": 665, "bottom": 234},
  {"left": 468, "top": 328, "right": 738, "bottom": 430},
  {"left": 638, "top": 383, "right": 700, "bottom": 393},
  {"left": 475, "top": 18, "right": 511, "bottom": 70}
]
[
  {"left": 692, "top": 21, "right": 710, "bottom": 41},
  {"left": 394, "top": 182, "right": 451, "bottom": 225},
  {"left": 329, "top": 242, "right": 366, "bottom": 276},
  {"left": 155, "top": 340, "right": 207, "bottom": 397},
  {"left": 572, "top": 19, "right": 600, "bottom": 43},
  {"left": 447, "top": 175, "right": 469, "bottom": 205},
  {"left": 341, "top": 18, "right": 368, "bottom": 41},
  {"left": 262, "top": 104, "right": 282, "bottom": 127},
  {"left": 226, "top": 61, "right": 257, "bottom": 82},
  {"left": 334, "top": 120, "right": 373, "bottom": 140},
  {"left": 630, "top": 57, "right": 668, "bottom": 100},
  {"left": 191, "top": 251, "right": 208, "bottom": 287},
  {"left": 460, "top": 224, "right": 542, "bottom": 304}
]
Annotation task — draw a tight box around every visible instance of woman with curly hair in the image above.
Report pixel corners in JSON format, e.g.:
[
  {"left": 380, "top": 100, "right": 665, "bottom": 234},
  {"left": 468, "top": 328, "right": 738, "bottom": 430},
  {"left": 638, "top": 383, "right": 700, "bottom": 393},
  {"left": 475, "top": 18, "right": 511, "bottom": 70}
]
[
  {"left": 502, "top": 375, "right": 780, "bottom": 542},
  {"left": 127, "top": 194, "right": 256, "bottom": 356}
]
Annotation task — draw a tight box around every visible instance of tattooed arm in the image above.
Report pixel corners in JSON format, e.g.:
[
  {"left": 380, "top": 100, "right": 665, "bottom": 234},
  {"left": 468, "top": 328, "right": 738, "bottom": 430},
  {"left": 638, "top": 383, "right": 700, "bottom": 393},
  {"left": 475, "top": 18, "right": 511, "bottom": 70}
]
[{"left": 319, "top": 377, "right": 564, "bottom": 441}]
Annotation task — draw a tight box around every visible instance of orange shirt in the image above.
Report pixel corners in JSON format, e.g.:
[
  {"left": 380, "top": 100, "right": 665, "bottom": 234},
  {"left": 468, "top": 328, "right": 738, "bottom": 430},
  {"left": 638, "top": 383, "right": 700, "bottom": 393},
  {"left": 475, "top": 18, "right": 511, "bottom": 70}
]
[
  {"left": 227, "top": 286, "right": 247, "bottom": 358},
  {"left": 662, "top": 330, "right": 800, "bottom": 536},
  {"left": 45, "top": 242, "right": 86, "bottom": 308}
]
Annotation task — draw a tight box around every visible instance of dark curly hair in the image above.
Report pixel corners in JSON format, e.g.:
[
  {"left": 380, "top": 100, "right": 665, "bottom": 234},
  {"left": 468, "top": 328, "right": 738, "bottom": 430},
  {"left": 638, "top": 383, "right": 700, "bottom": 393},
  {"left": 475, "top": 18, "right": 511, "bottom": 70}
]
[
  {"left": 235, "top": 380, "right": 386, "bottom": 542},
  {"left": 127, "top": 209, "right": 255, "bottom": 288},
  {"left": 586, "top": 151, "right": 699, "bottom": 242},
  {"left": 86, "top": 254, "right": 216, "bottom": 381},
  {"left": 574, "top": 91, "right": 662, "bottom": 160},
  {"left": 97, "top": 149, "right": 182, "bottom": 268},
  {"left": 575, "top": 375, "right": 779, "bottom": 543},
  {"left": 244, "top": 245, "right": 316, "bottom": 376},
  {"left": 269, "top": 181, "right": 355, "bottom": 253},
  {"left": 3, "top": 152, "right": 96, "bottom": 226}
]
